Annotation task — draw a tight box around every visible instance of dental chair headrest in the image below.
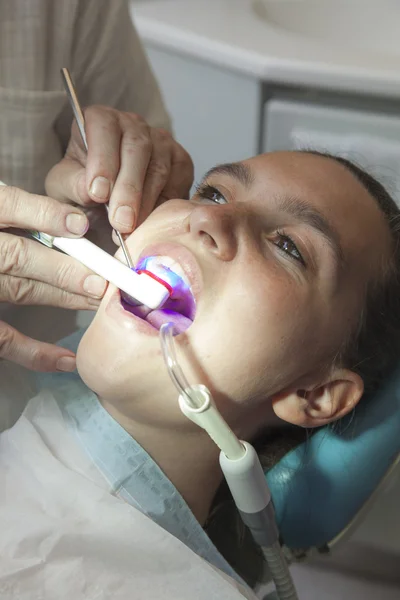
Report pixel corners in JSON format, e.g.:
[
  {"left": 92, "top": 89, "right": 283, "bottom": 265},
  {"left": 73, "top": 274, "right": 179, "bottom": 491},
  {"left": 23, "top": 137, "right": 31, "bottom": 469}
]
[
  {"left": 267, "top": 368, "right": 400, "bottom": 549},
  {"left": 55, "top": 329, "right": 400, "bottom": 551}
]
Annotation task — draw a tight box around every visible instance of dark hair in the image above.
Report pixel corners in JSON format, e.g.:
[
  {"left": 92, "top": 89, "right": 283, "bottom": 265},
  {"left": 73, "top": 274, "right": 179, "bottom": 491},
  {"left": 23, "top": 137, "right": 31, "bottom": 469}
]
[
  {"left": 310, "top": 151, "right": 400, "bottom": 394},
  {"left": 205, "top": 152, "right": 400, "bottom": 588}
]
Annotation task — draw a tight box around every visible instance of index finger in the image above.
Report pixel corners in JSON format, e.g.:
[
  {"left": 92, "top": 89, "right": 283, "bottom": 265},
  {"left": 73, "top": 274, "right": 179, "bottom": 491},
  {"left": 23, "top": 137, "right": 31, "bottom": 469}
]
[
  {"left": 84, "top": 106, "right": 122, "bottom": 204},
  {"left": 107, "top": 112, "right": 152, "bottom": 233},
  {"left": 0, "top": 184, "right": 89, "bottom": 238}
]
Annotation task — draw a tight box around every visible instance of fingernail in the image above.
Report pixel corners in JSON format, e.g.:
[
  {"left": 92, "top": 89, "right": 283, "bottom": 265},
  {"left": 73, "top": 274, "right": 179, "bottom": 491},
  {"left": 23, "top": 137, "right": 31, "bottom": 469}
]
[
  {"left": 83, "top": 274, "right": 107, "bottom": 298},
  {"left": 66, "top": 213, "right": 89, "bottom": 235},
  {"left": 56, "top": 356, "right": 76, "bottom": 372},
  {"left": 115, "top": 205, "right": 135, "bottom": 229},
  {"left": 90, "top": 176, "right": 110, "bottom": 200}
]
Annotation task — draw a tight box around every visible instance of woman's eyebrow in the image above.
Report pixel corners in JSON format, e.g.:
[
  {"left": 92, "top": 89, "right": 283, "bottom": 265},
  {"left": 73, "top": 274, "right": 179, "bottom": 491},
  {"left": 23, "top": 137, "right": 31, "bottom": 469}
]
[
  {"left": 203, "top": 162, "right": 254, "bottom": 188},
  {"left": 279, "top": 195, "right": 345, "bottom": 267}
]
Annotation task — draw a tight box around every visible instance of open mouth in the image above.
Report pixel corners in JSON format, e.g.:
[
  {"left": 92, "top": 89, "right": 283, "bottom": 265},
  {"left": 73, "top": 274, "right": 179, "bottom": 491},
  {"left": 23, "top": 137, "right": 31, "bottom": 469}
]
[{"left": 120, "top": 255, "right": 196, "bottom": 334}]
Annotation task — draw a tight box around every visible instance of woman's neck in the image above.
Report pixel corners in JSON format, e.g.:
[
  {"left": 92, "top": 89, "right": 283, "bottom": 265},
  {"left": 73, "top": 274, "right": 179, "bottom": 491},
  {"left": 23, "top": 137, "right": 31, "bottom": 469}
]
[{"left": 100, "top": 397, "right": 223, "bottom": 525}]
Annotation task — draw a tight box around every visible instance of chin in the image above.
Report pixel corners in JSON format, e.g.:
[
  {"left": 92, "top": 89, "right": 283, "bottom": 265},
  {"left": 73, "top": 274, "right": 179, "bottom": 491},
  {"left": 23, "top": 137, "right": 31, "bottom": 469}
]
[
  {"left": 76, "top": 326, "right": 108, "bottom": 396},
  {"left": 76, "top": 330, "right": 192, "bottom": 430},
  {"left": 75, "top": 319, "right": 165, "bottom": 404}
]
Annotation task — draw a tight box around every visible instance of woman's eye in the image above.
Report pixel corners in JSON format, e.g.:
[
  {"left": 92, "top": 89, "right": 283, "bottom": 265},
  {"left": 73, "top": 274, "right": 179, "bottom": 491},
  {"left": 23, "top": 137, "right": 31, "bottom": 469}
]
[
  {"left": 195, "top": 184, "right": 227, "bottom": 205},
  {"left": 274, "top": 232, "right": 305, "bottom": 266}
]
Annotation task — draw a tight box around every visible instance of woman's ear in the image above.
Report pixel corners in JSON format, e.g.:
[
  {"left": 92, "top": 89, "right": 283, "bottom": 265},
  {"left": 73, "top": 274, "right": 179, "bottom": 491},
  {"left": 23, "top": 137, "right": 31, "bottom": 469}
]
[{"left": 271, "top": 369, "right": 364, "bottom": 428}]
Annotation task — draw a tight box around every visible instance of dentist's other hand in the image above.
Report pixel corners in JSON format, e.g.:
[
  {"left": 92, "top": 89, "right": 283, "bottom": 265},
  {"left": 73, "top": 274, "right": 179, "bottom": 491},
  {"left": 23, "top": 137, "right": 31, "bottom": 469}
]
[
  {"left": 0, "top": 184, "right": 107, "bottom": 371},
  {"left": 46, "top": 105, "right": 194, "bottom": 233}
]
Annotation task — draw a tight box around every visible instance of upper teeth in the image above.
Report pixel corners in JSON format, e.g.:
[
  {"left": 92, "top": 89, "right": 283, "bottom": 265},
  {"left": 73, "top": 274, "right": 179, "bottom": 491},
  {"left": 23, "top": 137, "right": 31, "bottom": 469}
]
[{"left": 143, "top": 256, "right": 191, "bottom": 288}]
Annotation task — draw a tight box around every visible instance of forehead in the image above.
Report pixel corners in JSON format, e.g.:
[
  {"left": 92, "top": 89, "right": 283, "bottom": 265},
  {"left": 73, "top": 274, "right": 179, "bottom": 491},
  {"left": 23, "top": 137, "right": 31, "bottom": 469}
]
[{"left": 243, "top": 152, "right": 376, "bottom": 215}]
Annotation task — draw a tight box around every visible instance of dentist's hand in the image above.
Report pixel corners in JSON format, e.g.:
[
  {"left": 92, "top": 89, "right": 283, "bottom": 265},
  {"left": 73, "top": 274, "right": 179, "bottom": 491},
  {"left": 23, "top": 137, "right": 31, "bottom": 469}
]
[
  {"left": 0, "top": 184, "right": 107, "bottom": 371},
  {"left": 46, "top": 105, "right": 194, "bottom": 233}
]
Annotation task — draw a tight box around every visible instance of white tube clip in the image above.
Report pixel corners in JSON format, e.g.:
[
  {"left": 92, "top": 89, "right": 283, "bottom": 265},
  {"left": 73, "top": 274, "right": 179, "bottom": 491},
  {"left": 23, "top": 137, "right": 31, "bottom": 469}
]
[{"left": 178, "top": 385, "right": 245, "bottom": 460}]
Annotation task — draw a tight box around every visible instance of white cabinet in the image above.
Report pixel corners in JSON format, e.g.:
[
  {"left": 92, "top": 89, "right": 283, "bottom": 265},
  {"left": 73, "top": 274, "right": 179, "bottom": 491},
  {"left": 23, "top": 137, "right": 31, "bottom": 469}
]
[
  {"left": 145, "top": 45, "right": 261, "bottom": 183},
  {"left": 263, "top": 98, "right": 400, "bottom": 203}
]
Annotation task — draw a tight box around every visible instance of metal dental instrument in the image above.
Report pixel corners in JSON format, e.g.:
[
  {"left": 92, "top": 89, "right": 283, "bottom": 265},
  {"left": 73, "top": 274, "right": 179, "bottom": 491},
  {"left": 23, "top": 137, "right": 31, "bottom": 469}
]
[{"left": 61, "top": 67, "right": 133, "bottom": 269}]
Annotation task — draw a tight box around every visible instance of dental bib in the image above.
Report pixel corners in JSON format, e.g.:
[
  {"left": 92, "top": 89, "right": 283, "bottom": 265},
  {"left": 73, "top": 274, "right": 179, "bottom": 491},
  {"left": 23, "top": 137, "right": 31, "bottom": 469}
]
[
  {"left": 0, "top": 337, "right": 257, "bottom": 599},
  {"left": 41, "top": 365, "right": 240, "bottom": 584}
]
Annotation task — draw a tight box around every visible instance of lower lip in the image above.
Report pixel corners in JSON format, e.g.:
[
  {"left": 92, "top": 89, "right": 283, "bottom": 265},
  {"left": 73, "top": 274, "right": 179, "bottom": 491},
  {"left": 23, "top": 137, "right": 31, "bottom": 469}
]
[{"left": 105, "top": 287, "right": 159, "bottom": 336}]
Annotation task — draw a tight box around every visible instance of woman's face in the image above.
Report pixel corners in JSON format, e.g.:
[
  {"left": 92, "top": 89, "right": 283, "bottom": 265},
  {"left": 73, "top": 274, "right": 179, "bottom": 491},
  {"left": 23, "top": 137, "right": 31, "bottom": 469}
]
[{"left": 77, "top": 152, "right": 390, "bottom": 436}]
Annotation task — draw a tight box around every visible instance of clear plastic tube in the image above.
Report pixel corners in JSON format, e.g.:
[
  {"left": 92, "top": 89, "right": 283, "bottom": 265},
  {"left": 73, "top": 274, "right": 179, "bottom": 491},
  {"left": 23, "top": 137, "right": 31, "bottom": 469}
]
[
  {"left": 159, "top": 323, "right": 245, "bottom": 459},
  {"left": 159, "top": 322, "right": 202, "bottom": 409}
]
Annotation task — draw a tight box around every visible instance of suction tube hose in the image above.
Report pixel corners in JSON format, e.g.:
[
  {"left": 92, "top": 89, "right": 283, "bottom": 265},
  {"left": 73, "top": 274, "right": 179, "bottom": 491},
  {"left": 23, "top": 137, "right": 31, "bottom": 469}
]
[
  {"left": 261, "top": 543, "right": 298, "bottom": 600},
  {"left": 220, "top": 444, "right": 299, "bottom": 600},
  {"left": 160, "top": 324, "right": 299, "bottom": 600}
]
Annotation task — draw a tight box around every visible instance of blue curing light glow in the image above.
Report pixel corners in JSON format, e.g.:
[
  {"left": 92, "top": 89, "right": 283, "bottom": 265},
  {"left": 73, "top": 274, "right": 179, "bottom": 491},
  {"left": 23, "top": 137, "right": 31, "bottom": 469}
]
[
  {"left": 135, "top": 256, "right": 191, "bottom": 296},
  {"left": 127, "top": 256, "right": 196, "bottom": 323}
]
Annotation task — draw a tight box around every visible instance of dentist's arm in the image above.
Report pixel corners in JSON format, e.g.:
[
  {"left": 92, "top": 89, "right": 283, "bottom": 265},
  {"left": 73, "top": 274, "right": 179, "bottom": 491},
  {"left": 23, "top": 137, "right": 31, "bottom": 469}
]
[{"left": 0, "top": 185, "right": 107, "bottom": 371}]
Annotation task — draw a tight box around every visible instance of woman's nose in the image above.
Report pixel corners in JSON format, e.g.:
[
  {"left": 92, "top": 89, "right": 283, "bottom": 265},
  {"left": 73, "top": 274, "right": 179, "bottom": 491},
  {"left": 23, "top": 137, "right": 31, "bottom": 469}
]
[{"left": 189, "top": 205, "right": 238, "bottom": 261}]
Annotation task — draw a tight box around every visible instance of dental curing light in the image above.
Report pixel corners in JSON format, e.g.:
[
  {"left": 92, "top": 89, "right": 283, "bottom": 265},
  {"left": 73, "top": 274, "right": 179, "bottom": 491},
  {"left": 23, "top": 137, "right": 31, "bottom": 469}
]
[
  {"left": 31, "top": 232, "right": 171, "bottom": 309},
  {"left": 0, "top": 179, "right": 170, "bottom": 309},
  {"left": 160, "top": 323, "right": 299, "bottom": 600}
]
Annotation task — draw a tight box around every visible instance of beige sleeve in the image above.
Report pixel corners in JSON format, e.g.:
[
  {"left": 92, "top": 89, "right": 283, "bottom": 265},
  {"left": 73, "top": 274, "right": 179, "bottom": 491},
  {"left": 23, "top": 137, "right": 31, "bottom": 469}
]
[{"left": 55, "top": 0, "right": 171, "bottom": 151}]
